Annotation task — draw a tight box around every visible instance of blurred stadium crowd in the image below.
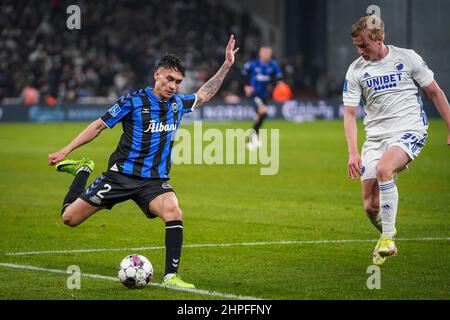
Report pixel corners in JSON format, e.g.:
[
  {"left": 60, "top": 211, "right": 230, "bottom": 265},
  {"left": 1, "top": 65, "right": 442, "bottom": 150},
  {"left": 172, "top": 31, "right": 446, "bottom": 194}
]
[{"left": 0, "top": 0, "right": 340, "bottom": 105}]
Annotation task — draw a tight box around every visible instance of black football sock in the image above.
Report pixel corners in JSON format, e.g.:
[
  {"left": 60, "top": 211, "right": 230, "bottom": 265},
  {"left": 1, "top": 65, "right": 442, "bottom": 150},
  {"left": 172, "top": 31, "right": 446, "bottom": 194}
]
[
  {"left": 252, "top": 113, "right": 267, "bottom": 134},
  {"left": 61, "top": 169, "right": 91, "bottom": 215},
  {"left": 165, "top": 220, "right": 183, "bottom": 275}
]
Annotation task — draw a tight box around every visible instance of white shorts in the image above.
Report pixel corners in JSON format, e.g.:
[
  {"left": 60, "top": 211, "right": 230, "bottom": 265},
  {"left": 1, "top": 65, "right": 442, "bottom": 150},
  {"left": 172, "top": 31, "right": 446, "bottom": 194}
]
[{"left": 361, "top": 129, "right": 428, "bottom": 180}]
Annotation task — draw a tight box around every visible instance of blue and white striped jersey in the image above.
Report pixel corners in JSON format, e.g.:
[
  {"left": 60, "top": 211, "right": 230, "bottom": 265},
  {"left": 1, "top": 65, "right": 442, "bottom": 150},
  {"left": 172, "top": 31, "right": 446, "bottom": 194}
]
[
  {"left": 101, "top": 87, "right": 197, "bottom": 179},
  {"left": 243, "top": 59, "right": 283, "bottom": 98}
]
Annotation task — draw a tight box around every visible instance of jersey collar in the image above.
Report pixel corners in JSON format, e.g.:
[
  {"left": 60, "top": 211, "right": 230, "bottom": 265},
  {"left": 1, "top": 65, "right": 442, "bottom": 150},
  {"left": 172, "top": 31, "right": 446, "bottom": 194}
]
[{"left": 145, "top": 87, "right": 164, "bottom": 104}]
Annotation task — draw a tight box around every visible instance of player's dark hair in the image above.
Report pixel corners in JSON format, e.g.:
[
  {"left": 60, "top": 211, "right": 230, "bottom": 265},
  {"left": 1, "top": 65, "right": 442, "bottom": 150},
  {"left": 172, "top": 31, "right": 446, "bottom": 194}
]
[{"left": 156, "top": 54, "right": 185, "bottom": 76}]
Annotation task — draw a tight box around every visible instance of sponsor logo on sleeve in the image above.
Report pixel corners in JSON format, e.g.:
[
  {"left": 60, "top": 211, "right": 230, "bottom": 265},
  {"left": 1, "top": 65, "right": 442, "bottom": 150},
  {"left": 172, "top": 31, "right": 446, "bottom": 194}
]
[{"left": 108, "top": 104, "right": 121, "bottom": 117}]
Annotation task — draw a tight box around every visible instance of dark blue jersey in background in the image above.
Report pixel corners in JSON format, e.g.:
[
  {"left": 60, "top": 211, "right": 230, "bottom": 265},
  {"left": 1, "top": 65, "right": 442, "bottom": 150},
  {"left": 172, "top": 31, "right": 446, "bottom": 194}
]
[
  {"left": 101, "top": 87, "right": 197, "bottom": 179},
  {"left": 243, "top": 59, "right": 283, "bottom": 99}
]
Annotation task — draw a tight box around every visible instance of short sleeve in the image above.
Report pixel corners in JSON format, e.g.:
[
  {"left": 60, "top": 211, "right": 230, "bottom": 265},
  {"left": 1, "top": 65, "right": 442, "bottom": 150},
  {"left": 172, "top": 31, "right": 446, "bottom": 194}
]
[
  {"left": 177, "top": 93, "right": 198, "bottom": 115},
  {"left": 408, "top": 50, "right": 434, "bottom": 88},
  {"left": 101, "top": 96, "right": 133, "bottom": 128},
  {"left": 342, "top": 65, "right": 362, "bottom": 107}
]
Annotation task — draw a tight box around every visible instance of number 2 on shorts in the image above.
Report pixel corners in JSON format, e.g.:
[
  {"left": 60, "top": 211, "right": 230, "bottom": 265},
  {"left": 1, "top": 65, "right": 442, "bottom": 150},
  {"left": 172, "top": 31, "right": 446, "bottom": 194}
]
[{"left": 97, "top": 184, "right": 112, "bottom": 198}]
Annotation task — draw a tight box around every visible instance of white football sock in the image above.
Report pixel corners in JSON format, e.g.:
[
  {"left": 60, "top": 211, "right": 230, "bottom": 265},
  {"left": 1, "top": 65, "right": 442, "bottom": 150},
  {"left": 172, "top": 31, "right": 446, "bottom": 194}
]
[{"left": 378, "top": 180, "right": 398, "bottom": 239}]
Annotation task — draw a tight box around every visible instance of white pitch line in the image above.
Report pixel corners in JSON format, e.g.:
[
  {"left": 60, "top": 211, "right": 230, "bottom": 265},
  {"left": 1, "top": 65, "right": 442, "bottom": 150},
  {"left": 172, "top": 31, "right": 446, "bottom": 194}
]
[
  {"left": 0, "top": 263, "right": 261, "bottom": 300},
  {"left": 5, "top": 237, "right": 450, "bottom": 256}
]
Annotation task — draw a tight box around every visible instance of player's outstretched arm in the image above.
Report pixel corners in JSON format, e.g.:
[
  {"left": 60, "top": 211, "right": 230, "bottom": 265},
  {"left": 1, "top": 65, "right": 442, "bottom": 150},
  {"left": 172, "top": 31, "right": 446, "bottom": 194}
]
[
  {"left": 423, "top": 80, "right": 450, "bottom": 144},
  {"left": 195, "top": 35, "right": 239, "bottom": 107},
  {"left": 343, "top": 106, "right": 362, "bottom": 179},
  {"left": 48, "top": 118, "right": 107, "bottom": 165}
]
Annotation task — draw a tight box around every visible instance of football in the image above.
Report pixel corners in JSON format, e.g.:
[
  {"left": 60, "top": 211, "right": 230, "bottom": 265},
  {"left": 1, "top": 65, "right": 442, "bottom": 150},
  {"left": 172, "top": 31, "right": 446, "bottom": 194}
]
[{"left": 117, "top": 254, "right": 153, "bottom": 289}]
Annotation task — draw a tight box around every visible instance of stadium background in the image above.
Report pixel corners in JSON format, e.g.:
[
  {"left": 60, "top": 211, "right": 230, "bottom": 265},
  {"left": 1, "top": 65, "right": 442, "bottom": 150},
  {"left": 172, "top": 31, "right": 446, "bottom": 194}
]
[
  {"left": 1, "top": 0, "right": 449, "bottom": 120},
  {"left": 0, "top": 0, "right": 449, "bottom": 303}
]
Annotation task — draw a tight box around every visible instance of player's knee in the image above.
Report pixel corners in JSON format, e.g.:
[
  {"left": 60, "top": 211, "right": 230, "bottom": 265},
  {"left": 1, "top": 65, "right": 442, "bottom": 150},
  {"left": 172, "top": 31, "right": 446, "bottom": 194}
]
[
  {"left": 376, "top": 163, "right": 394, "bottom": 181},
  {"left": 61, "top": 212, "right": 79, "bottom": 227},
  {"left": 163, "top": 205, "right": 182, "bottom": 222},
  {"left": 258, "top": 108, "right": 268, "bottom": 116}
]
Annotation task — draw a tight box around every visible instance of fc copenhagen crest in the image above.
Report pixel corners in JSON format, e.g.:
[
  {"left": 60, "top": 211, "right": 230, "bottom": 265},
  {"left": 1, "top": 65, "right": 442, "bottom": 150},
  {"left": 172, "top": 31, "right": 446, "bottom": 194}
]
[{"left": 394, "top": 62, "right": 404, "bottom": 71}]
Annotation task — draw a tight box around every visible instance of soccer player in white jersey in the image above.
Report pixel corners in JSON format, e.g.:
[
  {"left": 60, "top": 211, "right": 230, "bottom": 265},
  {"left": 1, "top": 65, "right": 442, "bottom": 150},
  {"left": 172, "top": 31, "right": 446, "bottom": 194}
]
[{"left": 343, "top": 15, "right": 450, "bottom": 265}]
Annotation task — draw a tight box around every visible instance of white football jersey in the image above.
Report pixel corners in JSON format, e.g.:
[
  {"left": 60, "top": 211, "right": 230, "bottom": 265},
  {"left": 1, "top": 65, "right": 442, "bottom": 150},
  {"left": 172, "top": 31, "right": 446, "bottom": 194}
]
[{"left": 343, "top": 45, "right": 434, "bottom": 139}]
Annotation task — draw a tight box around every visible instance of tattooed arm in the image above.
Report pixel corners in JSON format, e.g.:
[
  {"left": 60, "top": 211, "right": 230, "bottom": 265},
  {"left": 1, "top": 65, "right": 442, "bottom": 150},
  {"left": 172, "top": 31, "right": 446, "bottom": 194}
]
[{"left": 195, "top": 35, "right": 239, "bottom": 108}]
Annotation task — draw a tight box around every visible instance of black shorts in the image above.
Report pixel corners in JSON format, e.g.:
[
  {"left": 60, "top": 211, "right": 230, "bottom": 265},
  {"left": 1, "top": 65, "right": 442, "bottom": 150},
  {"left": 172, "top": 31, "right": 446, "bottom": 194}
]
[
  {"left": 251, "top": 96, "right": 268, "bottom": 111},
  {"left": 79, "top": 171, "right": 175, "bottom": 219}
]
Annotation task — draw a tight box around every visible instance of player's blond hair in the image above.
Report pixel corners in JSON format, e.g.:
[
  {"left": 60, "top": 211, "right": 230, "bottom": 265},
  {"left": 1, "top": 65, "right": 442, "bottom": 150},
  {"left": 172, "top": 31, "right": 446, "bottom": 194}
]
[{"left": 351, "top": 15, "right": 385, "bottom": 41}]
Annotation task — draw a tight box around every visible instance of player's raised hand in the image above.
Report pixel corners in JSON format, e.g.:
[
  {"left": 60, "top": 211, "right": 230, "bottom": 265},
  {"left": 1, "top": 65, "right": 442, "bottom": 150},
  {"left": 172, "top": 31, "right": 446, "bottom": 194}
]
[
  {"left": 348, "top": 152, "right": 362, "bottom": 180},
  {"left": 225, "top": 34, "right": 239, "bottom": 66}
]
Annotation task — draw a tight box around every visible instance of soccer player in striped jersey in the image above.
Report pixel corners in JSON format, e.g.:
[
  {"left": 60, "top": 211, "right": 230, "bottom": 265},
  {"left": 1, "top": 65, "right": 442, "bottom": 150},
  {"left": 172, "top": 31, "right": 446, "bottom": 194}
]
[
  {"left": 48, "top": 35, "right": 239, "bottom": 288},
  {"left": 242, "top": 46, "right": 283, "bottom": 149},
  {"left": 343, "top": 16, "right": 450, "bottom": 265}
]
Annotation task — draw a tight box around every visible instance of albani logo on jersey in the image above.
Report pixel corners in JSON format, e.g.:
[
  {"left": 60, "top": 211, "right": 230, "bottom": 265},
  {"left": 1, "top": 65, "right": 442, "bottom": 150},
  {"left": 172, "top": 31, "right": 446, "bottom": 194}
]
[
  {"left": 365, "top": 73, "right": 403, "bottom": 92},
  {"left": 144, "top": 120, "right": 177, "bottom": 133}
]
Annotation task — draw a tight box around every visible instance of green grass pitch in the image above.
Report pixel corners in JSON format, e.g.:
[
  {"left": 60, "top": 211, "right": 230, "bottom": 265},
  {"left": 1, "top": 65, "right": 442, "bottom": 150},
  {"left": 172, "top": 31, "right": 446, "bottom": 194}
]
[{"left": 0, "top": 119, "right": 449, "bottom": 300}]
